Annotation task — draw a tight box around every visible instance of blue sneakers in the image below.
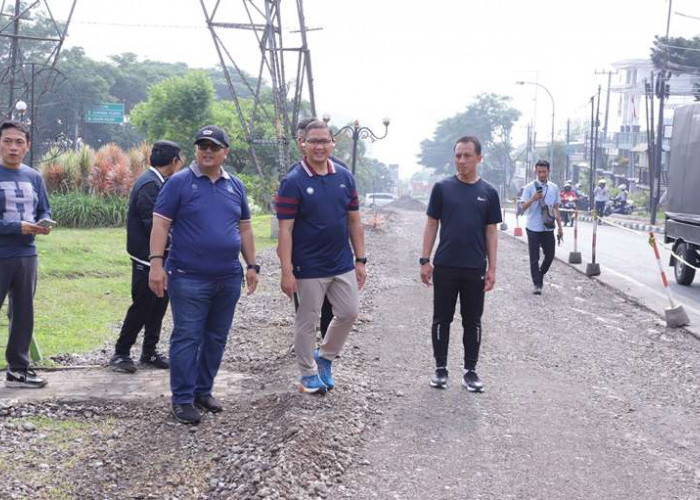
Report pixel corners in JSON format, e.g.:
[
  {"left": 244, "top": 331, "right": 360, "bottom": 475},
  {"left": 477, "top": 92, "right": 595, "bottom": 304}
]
[
  {"left": 298, "top": 374, "right": 327, "bottom": 394},
  {"left": 314, "top": 349, "right": 335, "bottom": 390}
]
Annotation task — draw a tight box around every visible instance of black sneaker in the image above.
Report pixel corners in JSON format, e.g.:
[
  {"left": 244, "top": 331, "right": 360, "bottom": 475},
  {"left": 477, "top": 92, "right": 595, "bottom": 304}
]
[
  {"left": 5, "top": 368, "right": 48, "bottom": 388},
  {"left": 533, "top": 286, "right": 542, "bottom": 295},
  {"left": 462, "top": 370, "right": 484, "bottom": 393},
  {"left": 110, "top": 354, "right": 137, "bottom": 373},
  {"left": 172, "top": 403, "right": 201, "bottom": 425},
  {"left": 140, "top": 351, "right": 169, "bottom": 369},
  {"left": 429, "top": 368, "right": 449, "bottom": 389},
  {"left": 194, "top": 394, "right": 223, "bottom": 413}
]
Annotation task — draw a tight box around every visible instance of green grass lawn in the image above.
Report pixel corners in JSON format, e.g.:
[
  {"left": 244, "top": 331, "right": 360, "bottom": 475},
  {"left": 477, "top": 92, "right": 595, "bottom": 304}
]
[{"left": 0, "top": 214, "right": 275, "bottom": 367}]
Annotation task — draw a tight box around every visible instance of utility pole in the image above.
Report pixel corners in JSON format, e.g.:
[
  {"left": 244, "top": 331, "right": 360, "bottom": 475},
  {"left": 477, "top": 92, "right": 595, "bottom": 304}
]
[
  {"left": 593, "top": 85, "right": 602, "bottom": 180},
  {"left": 6, "top": 0, "right": 21, "bottom": 116},
  {"left": 565, "top": 119, "right": 571, "bottom": 182},
  {"left": 594, "top": 69, "right": 618, "bottom": 173},
  {"left": 652, "top": 72, "right": 668, "bottom": 225},
  {"left": 649, "top": 0, "right": 673, "bottom": 225},
  {"left": 588, "top": 95, "right": 596, "bottom": 204}
]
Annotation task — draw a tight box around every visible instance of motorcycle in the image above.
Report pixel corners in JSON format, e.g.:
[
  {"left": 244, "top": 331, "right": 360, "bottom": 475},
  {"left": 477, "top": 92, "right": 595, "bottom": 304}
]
[
  {"left": 560, "top": 200, "right": 577, "bottom": 227},
  {"left": 604, "top": 198, "right": 636, "bottom": 216}
]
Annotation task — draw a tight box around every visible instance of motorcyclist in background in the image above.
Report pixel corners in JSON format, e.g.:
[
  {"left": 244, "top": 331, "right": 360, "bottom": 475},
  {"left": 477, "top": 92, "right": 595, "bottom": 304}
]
[
  {"left": 614, "top": 184, "right": 629, "bottom": 213},
  {"left": 559, "top": 181, "right": 578, "bottom": 226}
]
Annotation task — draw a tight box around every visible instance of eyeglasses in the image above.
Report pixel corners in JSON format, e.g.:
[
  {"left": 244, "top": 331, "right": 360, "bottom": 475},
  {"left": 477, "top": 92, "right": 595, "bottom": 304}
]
[
  {"left": 304, "top": 138, "right": 333, "bottom": 145},
  {"left": 197, "top": 142, "right": 223, "bottom": 152}
]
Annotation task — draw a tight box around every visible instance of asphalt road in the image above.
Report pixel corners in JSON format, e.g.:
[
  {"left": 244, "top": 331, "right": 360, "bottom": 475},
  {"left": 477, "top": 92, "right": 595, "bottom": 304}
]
[{"left": 501, "top": 209, "right": 700, "bottom": 335}]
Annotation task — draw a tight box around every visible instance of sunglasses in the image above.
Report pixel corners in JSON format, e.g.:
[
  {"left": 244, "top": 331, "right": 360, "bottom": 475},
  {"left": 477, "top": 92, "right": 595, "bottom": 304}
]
[{"left": 197, "top": 141, "right": 224, "bottom": 152}]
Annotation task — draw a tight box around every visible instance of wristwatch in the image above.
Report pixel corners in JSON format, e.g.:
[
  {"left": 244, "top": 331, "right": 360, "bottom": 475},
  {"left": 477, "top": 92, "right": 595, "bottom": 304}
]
[
  {"left": 355, "top": 257, "right": 367, "bottom": 265},
  {"left": 247, "top": 264, "right": 261, "bottom": 273},
  {"left": 419, "top": 257, "right": 430, "bottom": 266}
]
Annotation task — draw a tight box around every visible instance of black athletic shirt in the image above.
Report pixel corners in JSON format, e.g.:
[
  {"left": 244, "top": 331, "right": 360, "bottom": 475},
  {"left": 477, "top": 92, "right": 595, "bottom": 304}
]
[{"left": 426, "top": 176, "right": 502, "bottom": 270}]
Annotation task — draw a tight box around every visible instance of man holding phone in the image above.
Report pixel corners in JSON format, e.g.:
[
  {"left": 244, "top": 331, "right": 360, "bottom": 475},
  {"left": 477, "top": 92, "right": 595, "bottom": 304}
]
[
  {"left": 519, "top": 159, "right": 564, "bottom": 295},
  {"left": 0, "top": 120, "right": 52, "bottom": 388}
]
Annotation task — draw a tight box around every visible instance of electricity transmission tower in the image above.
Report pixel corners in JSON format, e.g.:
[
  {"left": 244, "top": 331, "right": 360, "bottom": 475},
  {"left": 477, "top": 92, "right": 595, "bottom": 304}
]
[
  {"left": 0, "top": 0, "right": 77, "bottom": 118},
  {"left": 200, "top": 0, "right": 317, "bottom": 179}
]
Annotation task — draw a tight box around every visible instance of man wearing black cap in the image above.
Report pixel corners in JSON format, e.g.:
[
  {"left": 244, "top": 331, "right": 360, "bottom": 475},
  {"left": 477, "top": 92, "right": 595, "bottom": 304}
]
[
  {"left": 150, "top": 125, "right": 258, "bottom": 425},
  {"left": 111, "top": 141, "right": 182, "bottom": 373}
]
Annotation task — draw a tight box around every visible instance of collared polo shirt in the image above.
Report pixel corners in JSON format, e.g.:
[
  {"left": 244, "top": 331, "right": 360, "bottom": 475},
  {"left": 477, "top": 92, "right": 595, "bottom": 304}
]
[
  {"left": 154, "top": 163, "right": 250, "bottom": 279},
  {"left": 275, "top": 159, "right": 359, "bottom": 279}
]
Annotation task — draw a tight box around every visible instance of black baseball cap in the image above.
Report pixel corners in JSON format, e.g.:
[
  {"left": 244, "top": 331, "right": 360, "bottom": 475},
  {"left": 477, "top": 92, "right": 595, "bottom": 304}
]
[
  {"left": 194, "top": 125, "right": 230, "bottom": 148},
  {"left": 150, "top": 140, "right": 181, "bottom": 167}
]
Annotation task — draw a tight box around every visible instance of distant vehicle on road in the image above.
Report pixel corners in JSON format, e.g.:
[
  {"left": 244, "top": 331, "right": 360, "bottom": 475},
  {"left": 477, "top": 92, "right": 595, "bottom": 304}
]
[
  {"left": 665, "top": 103, "right": 700, "bottom": 286},
  {"left": 364, "top": 192, "right": 397, "bottom": 209}
]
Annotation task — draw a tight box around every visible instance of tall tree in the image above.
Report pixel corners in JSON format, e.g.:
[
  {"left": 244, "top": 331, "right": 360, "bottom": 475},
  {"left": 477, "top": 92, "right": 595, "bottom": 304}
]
[
  {"left": 418, "top": 93, "right": 521, "bottom": 189},
  {"left": 651, "top": 35, "right": 700, "bottom": 101}
]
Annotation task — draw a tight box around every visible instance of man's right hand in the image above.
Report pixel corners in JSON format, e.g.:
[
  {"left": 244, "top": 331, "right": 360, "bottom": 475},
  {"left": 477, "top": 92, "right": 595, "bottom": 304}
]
[
  {"left": 420, "top": 262, "right": 434, "bottom": 287},
  {"left": 281, "top": 272, "right": 297, "bottom": 298},
  {"left": 21, "top": 221, "right": 50, "bottom": 235},
  {"left": 531, "top": 190, "right": 543, "bottom": 201},
  {"left": 149, "top": 264, "right": 168, "bottom": 298}
]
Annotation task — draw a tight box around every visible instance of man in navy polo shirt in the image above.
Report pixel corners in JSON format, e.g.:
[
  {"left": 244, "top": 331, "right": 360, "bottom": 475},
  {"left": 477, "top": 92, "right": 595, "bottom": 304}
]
[
  {"left": 149, "top": 125, "right": 259, "bottom": 425},
  {"left": 276, "top": 119, "right": 366, "bottom": 394},
  {"left": 420, "top": 136, "right": 501, "bottom": 393}
]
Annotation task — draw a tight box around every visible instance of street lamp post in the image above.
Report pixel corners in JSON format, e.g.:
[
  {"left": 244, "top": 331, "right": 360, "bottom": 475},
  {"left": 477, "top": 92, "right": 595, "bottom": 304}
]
[
  {"left": 516, "top": 81, "right": 555, "bottom": 167},
  {"left": 325, "top": 116, "right": 390, "bottom": 175}
]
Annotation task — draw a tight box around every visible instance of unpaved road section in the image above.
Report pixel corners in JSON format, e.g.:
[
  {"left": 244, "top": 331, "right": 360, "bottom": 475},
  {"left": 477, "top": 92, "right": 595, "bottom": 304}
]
[{"left": 1, "top": 208, "right": 699, "bottom": 499}]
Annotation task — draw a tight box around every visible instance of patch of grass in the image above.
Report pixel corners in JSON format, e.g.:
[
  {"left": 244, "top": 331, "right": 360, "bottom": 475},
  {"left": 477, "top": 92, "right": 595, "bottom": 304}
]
[
  {"left": 0, "top": 220, "right": 276, "bottom": 368},
  {"left": 251, "top": 213, "right": 276, "bottom": 251}
]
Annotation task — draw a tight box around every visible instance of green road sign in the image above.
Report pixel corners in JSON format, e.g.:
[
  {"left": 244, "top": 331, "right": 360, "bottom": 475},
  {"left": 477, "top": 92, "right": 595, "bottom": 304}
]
[{"left": 85, "top": 103, "right": 124, "bottom": 124}]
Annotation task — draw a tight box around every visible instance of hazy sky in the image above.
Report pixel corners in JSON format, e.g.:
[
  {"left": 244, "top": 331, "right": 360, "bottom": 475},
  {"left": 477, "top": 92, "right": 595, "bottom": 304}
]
[{"left": 48, "top": 0, "right": 700, "bottom": 178}]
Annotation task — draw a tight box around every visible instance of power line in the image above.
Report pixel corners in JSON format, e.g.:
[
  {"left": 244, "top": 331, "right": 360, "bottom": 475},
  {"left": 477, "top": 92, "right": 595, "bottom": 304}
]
[{"left": 72, "top": 20, "right": 205, "bottom": 30}]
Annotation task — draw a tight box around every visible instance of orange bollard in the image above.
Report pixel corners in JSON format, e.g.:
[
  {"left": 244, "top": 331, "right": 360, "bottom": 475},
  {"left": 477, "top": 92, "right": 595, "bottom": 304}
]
[{"left": 513, "top": 204, "right": 523, "bottom": 237}]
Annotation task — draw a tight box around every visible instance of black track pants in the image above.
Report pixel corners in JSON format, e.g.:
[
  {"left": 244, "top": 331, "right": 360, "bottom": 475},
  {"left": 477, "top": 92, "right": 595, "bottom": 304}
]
[{"left": 431, "top": 265, "right": 485, "bottom": 371}]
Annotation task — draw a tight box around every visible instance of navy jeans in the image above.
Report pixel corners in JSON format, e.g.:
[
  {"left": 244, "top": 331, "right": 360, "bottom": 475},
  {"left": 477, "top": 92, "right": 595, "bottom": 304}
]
[{"left": 168, "top": 273, "right": 242, "bottom": 405}]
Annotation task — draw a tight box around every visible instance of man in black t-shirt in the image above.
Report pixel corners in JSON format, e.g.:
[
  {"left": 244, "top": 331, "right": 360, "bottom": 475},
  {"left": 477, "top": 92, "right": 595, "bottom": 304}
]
[{"left": 420, "top": 136, "right": 501, "bottom": 392}]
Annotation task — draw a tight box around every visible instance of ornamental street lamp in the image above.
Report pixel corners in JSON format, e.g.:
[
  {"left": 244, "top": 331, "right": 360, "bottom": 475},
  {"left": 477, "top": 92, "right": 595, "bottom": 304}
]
[
  {"left": 516, "top": 80, "right": 555, "bottom": 167},
  {"left": 324, "top": 115, "right": 390, "bottom": 175}
]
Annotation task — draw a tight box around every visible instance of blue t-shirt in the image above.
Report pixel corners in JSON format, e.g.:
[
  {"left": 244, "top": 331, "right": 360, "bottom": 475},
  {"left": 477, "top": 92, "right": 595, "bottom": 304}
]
[
  {"left": 426, "top": 176, "right": 502, "bottom": 270},
  {"left": 520, "top": 180, "right": 560, "bottom": 232},
  {"left": 275, "top": 159, "right": 359, "bottom": 279},
  {"left": 154, "top": 163, "right": 250, "bottom": 279},
  {"left": 0, "top": 163, "right": 52, "bottom": 259}
]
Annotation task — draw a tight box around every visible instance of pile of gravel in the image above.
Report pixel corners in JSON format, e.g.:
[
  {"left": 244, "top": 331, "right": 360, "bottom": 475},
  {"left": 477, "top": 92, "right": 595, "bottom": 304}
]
[{"left": 386, "top": 196, "right": 427, "bottom": 211}]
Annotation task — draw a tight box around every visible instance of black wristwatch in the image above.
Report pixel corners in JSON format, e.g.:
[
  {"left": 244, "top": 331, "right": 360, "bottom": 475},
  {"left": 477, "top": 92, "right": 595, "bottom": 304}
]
[
  {"left": 419, "top": 257, "right": 430, "bottom": 266},
  {"left": 247, "top": 264, "right": 261, "bottom": 273},
  {"left": 355, "top": 257, "right": 367, "bottom": 265}
]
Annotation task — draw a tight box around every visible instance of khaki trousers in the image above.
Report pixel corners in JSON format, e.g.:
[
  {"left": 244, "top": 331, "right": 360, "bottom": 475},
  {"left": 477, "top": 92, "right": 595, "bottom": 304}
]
[{"left": 295, "top": 270, "right": 359, "bottom": 376}]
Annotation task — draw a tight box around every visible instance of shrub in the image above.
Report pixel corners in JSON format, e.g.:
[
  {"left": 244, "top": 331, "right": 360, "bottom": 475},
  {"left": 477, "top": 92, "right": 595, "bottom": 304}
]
[
  {"left": 88, "top": 143, "right": 133, "bottom": 197},
  {"left": 129, "top": 141, "right": 151, "bottom": 178},
  {"left": 49, "top": 192, "right": 128, "bottom": 228}
]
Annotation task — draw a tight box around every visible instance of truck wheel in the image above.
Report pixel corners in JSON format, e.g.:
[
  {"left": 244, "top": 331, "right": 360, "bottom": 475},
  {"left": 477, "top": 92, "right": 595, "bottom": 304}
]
[{"left": 674, "top": 242, "right": 696, "bottom": 286}]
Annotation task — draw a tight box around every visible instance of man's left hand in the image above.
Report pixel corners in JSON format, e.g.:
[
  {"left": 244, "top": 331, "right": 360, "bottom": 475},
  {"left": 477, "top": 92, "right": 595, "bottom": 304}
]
[
  {"left": 246, "top": 269, "right": 258, "bottom": 295},
  {"left": 484, "top": 268, "right": 496, "bottom": 292},
  {"left": 355, "top": 262, "right": 367, "bottom": 290}
]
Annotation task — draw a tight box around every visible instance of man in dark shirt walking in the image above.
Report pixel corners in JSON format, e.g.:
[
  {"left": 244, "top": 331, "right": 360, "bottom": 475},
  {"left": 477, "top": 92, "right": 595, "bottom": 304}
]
[
  {"left": 111, "top": 141, "right": 182, "bottom": 373},
  {"left": 420, "top": 136, "right": 501, "bottom": 392}
]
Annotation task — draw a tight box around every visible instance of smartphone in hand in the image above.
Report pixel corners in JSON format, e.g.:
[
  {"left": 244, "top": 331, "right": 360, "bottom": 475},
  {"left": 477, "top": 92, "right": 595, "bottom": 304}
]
[{"left": 37, "top": 218, "right": 57, "bottom": 228}]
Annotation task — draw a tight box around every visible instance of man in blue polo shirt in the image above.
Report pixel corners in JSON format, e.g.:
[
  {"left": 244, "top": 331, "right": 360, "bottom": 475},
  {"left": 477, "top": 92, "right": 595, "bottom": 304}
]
[
  {"left": 420, "top": 136, "right": 501, "bottom": 392},
  {"left": 149, "top": 125, "right": 259, "bottom": 425},
  {"left": 276, "top": 119, "right": 366, "bottom": 394}
]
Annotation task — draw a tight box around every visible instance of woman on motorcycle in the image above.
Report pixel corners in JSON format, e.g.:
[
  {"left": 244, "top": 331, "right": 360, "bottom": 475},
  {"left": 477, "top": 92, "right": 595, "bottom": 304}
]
[{"left": 560, "top": 181, "right": 578, "bottom": 227}]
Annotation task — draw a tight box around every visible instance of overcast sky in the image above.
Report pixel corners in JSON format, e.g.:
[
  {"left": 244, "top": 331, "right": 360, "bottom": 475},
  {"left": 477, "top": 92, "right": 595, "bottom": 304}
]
[{"left": 49, "top": 0, "right": 700, "bottom": 178}]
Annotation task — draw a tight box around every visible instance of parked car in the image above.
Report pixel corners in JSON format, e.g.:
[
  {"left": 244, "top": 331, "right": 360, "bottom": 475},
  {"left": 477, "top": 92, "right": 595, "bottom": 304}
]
[{"left": 363, "top": 192, "right": 397, "bottom": 208}]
